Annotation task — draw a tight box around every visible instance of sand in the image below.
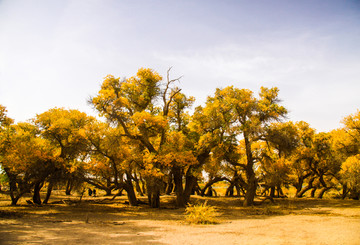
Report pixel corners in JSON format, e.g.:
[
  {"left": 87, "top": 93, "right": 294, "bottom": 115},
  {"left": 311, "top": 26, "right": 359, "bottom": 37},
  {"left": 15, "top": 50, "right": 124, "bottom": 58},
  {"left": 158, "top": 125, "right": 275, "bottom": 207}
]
[{"left": 1, "top": 193, "right": 359, "bottom": 245}]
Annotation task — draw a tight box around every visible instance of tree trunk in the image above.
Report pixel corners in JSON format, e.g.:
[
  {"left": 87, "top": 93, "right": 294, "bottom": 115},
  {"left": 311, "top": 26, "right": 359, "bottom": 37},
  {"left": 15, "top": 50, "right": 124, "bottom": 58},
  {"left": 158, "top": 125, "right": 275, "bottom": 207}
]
[
  {"left": 226, "top": 183, "right": 234, "bottom": 197},
  {"left": 243, "top": 172, "right": 257, "bottom": 207},
  {"left": 33, "top": 182, "right": 42, "bottom": 205},
  {"left": 165, "top": 170, "right": 174, "bottom": 195},
  {"left": 317, "top": 175, "right": 330, "bottom": 199},
  {"left": 310, "top": 187, "right": 317, "bottom": 198},
  {"left": 342, "top": 184, "right": 349, "bottom": 199},
  {"left": 235, "top": 183, "right": 243, "bottom": 196},
  {"left": 269, "top": 186, "right": 275, "bottom": 198},
  {"left": 349, "top": 190, "right": 360, "bottom": 200},
  {"left": 205, "top": 186, "right": 214, "bottom": 196},
  {"left": 4, "top": 168, "right": 21, "bottom": 205},
  {"left": 277, "top": 186, "right": 285, "bottom": 197},
  {"left": 11, "top": 196, "right": 20, "bottom": 206},
  {"left": 260, "top": 184, "right": 268, "bottom": 196},
  {"left": 133, "top": 172, "right": 144, "bottom": 196},
  {"left": 65, "top": 179, "right": 73, "bottom": 195},
  {"left": 183, "top": 171, "right": 197, "bottom": 205},
  {"left": 105, "top": 188, "right": 112, "bottom": 196},
  {"left": 173, "top": 167, "right": 186, "bottom": 207},
  {"left": 105, "top": 179, "right": 113, "bottom": 196},
  {"left": 165, "top": 182, "right": 174, "bottom": 195},
  {"left": 123, "top": 173, "right": 138, "bottom": 206},
  {"left": 146, "top": 177, "right": 161, "bottom": 208},
  {"left": 294, "top": 177, "right": 304, "bottom": 196},
  {"left": 294, "top": 172, "right": 312, "bottom": 196},
  {"left": 201, "top": 177, "right": 227, "bottom": 196},
  {"left": 43, "top": 181, "right": 54, "bottom": 204},
  {"left": 134, "top": 178, "right": 144, "bottom": 196},
  {"left": 124, "top": 183, "right": 138, "bottom": 206},
  {"left": 148, "top": 191, "right": 160, "bottom": 208},
  {"left": 317, "top": 187, "right": 330, "bottom": 199},
  {"left": 9, "top": 178, "right": 21, "bottom": 206},
  {"left": 192, "top": 182, "right": 201, "bottom": 195},
  {"left": 141, "top": 178, "right": 147, "bottom": 194},
  {"left": 296, "top": 177, "right": 315, "bottom": 198},
  {"left": 9, "top": 181, "right": 19, "bottom": 205},
  {"left": 243, "top": 132, "right": 257, "bottom": 207}
]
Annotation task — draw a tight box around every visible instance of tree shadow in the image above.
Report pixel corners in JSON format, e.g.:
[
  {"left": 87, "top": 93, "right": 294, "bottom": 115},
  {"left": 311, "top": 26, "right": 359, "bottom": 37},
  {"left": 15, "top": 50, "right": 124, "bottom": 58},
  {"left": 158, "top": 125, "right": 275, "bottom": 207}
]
[
  {"left": 1, "top": 193, "right": 359, "bottom": 244},
  {"left": 0, "top": 215, "right": 166, "bottom": 245},
  {"left": 0, "top": 196, "right": 174, "bottom": 244},
  {"left": 186, "top": 195, "right": 360, "bottom": 221}
]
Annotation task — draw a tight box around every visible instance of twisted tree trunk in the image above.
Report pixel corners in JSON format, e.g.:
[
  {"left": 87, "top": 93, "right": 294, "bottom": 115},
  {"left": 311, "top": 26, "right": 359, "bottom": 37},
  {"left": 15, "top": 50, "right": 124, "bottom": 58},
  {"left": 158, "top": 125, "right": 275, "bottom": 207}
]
[
  {"left": 296, "top": 177, "right": 316, "bottom": 197},
  {"left": 146, "top": 176, "right": 161, "bottom": 208},
  {"left": 32, "top": 181, "right": 42, "bottom": 205},
  {"left": 43, "top": 181, "right": 54, "bottom": 204}
]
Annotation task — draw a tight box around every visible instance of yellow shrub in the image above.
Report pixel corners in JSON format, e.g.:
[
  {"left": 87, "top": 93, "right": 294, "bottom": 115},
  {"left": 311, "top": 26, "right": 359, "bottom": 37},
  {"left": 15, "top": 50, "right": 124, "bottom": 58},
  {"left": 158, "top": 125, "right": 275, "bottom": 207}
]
[{"left": 185, "top": 201, "right": 218, "bottom": 224}]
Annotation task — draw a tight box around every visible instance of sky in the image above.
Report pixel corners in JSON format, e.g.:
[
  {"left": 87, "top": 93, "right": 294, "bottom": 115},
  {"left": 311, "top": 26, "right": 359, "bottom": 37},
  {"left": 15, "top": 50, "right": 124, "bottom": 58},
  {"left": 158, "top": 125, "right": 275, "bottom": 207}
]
[{"left": 0, "top": 0, "right": 359, "bottom": 132}]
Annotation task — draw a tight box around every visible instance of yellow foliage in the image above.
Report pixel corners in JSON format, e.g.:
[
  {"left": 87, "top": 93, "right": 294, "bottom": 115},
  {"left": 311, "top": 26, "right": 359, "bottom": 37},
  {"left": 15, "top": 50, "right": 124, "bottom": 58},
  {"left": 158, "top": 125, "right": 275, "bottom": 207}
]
[{"left": 132, "top": 112, "right": 167, "bottom": 130}]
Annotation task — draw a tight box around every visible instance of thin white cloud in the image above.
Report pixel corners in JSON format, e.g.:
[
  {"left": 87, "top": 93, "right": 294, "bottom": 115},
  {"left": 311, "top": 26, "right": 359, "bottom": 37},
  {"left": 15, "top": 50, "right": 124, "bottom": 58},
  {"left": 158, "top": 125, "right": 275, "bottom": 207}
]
[{"left": 0, "top": 0, "right": 359, "bottom": 132}]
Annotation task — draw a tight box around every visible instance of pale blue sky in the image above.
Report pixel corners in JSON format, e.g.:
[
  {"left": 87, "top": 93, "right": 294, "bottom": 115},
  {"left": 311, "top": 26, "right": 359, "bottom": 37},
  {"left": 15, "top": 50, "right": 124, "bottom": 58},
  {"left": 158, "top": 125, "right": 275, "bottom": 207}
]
[{"left": 1, "top": 0, "right": 359, "bottom": 132}]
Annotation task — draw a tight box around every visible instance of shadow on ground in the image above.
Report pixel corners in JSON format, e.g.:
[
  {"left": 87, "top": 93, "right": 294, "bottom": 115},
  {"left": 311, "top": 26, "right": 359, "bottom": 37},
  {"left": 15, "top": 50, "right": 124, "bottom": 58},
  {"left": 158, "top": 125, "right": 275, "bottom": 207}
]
[
  {"left": 0, "top": 211, "right": 166, "bottom": 245},
  {"left": 1, "top": 193, "right": 360, "bottom": 244}
]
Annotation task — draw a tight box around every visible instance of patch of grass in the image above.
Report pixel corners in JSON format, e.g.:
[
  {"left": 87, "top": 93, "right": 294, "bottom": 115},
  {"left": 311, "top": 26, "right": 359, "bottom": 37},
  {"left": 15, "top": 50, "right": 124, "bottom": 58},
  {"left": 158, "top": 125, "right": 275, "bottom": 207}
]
[
  {"left": 279, "top": 199, "right": 298, "bottom": 210},
  {"left": 262, "top": 205, "right": 283, "bottom": 215},
  {"left": 185, "top": 201, "right": 219, "bottom": 225},
  {"left": 243, "top": 205, "right": 284, "bottom": 216}
]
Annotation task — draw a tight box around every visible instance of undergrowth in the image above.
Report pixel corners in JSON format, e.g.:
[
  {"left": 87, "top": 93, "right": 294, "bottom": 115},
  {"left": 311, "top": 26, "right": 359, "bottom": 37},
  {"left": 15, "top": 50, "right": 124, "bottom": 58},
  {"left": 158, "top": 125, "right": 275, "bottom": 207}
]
[{"left": 185, "top": 201, "right": 219, "bottom": 224}]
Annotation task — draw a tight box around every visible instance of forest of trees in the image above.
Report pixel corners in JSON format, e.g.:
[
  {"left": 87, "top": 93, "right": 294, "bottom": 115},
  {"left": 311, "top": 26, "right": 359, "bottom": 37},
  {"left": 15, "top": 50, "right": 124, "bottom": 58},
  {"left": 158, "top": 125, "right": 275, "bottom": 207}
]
[{"left": 1, "top": 68, "right": 359, "bottom": 208}]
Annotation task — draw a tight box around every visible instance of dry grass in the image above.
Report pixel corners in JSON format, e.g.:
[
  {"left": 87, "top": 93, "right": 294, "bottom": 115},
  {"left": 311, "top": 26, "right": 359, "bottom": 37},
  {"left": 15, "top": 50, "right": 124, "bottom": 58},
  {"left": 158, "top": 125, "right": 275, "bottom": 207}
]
[{"left": 185, "top": 201, "right": 219, "bottom": 224}]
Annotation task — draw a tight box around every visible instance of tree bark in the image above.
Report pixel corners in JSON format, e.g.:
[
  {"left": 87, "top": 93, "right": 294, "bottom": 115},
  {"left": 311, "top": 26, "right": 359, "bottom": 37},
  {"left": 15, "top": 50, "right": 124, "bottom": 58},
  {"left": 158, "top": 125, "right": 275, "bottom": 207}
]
[
  {"left": 296, "top": 177, "right": 315, "bottom": 198},
  {"left": 104, "top": 179, "right": 111, "bottom": 195},
  {"left": 294, "top": 177, "right": 303, "bottom": 196},
  {"left": 4, "top": 168, "right": 21, "bottom": 205},
  {"left": 226, "top": 174, "right": 244, "bottom": 197},
  {"left": 148, "top": 191, "right": 160, "bottom": 208},
  {"left": 277, "top": 185, "right": 285, "bottom": 197},
  {"left": 173, "top": 167, "right": 186, "bottom": 207},
  {"left": 134, "top": 180, "right": 143, "bottom": 196},
  {"left": 11, "top": 196, "right": 20, "bottom": 206},
  {"left": 235, "top": 183, "right": 243, "bottom": 196},
  {"left": 33, "top": 182, "right": 42, "bottom": 205},
  {"left": 243, "top": 170, "right": 257, "bottom": 206},
  {"left": 226, "top": 183, "right": 235, "bottom": 197},
  {"left": 201, "top": 177, "right": 227, "bottom": 196},
  {"left": 183, "top": 170, "right": 198, "bottom": 204},
  {"left": 269, "top": 187, "right": 275, "bottom": 198},
  {"left": 124, "top": 173, "right": 138, "bottom": 206},
  {"left": 294, "top": 172, "right": 312, "bottom": 196},
  {"left": 310, "top": 187, "right": 317, "bottom": 198},
  {"left": 65, "top": 178, "right": 73, "bottom": 195},
  {"left": 146, "top": 176, "right": 161, "bottom": 208},
  {"left": 43, "top": 181, "right": 54, "bottom": 204},
  {"left": 317, "top": 187, "right": 331, "bottom": 199},
  {"left": 124, "top": 183, "right": 138, "bottom": 206},
  {"left": 243, "top": 132, "right": 257, "bottom": 207},
  {"left": 205, "top": 186, "right": 214, "bottom": 196},
  {"left": 165, "top": 181, "right": 174, "bottom": 195},
  {"left": 341, "top": 184, "right": 349, "bottom": 199}
]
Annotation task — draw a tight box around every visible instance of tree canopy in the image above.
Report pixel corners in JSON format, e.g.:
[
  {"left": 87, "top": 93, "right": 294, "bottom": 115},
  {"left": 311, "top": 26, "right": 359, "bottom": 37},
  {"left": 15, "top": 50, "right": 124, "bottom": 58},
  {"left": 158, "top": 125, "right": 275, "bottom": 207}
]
[{"left": 1, "top": 68, "right": 359, "bottom": 207}]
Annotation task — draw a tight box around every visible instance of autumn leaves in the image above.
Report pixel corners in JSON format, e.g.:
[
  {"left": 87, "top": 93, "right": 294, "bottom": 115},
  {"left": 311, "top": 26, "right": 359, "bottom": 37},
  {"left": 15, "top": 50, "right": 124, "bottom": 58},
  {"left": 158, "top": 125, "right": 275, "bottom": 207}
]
[{"left": 1, "top": 68, "right": 359, "bottom": 208}]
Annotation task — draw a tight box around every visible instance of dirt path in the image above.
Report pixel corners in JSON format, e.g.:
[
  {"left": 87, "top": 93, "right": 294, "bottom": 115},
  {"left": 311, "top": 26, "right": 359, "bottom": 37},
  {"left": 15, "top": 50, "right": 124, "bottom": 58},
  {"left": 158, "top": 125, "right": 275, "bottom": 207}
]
[{"left": 1, "top": 194, "right": 359, "bottom": 244}]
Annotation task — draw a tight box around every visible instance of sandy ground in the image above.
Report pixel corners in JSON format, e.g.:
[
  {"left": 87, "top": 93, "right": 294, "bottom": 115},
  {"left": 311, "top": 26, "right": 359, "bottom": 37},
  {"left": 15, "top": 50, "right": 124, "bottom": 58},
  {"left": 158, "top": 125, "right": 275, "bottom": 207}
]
[{"left": 0, "top": 193, "right": 359, "bottom": 245}]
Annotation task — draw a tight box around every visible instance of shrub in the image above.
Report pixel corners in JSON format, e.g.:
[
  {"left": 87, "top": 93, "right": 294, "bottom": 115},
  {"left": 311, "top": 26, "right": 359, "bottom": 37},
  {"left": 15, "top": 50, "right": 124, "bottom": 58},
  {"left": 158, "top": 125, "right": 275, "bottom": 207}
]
[{"left": 185, "top": 201, "right": 218, "bottom": 224}]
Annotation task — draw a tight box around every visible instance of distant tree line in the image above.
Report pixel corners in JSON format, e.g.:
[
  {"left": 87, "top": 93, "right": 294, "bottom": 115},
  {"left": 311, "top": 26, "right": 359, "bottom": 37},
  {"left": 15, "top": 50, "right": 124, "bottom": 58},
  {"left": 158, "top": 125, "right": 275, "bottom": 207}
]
[{"left": 1, "top": 68, "right": 359, "bottom": 207}]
